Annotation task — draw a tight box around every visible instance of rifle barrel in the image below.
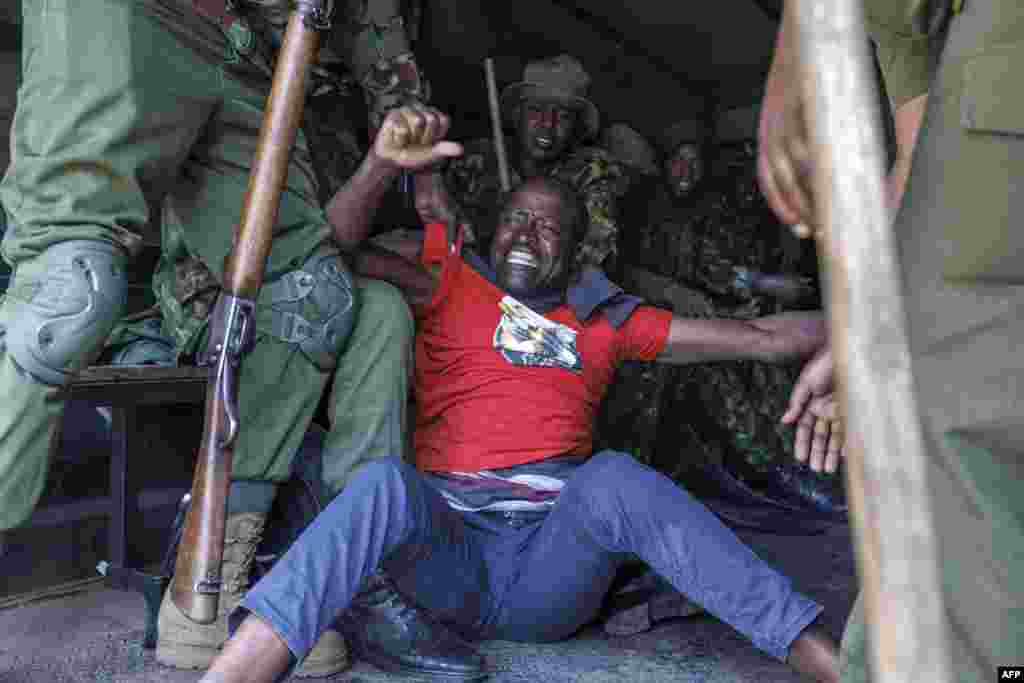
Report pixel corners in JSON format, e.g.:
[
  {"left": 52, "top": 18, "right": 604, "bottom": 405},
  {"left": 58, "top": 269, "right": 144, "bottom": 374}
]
[{"left": 224, "top": 11, "right": 321, "bottom": 299}]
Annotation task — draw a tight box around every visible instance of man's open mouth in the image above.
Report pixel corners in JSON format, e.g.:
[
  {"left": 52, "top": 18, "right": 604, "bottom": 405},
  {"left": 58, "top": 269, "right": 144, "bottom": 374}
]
[
  {"left": 506, "top": 249, "right": 539, "bottom": 267},
  {"left": 534, "top": 136, "right": 553, "bottom": 150}
]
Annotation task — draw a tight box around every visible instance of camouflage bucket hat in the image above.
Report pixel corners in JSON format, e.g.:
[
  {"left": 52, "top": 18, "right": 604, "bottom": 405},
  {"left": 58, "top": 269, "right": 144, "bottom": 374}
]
[
  {"left": 601, "top": 123, "right": 659, "bottom": 176},
  {"left": 500, "top": 55, "right": 601, "bottom": 140}
]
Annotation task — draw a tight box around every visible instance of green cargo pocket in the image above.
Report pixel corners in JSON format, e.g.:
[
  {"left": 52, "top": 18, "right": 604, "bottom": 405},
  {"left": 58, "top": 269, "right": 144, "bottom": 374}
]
[{"left": 943, "top": 40, "right": 1024, "bottom": 283}]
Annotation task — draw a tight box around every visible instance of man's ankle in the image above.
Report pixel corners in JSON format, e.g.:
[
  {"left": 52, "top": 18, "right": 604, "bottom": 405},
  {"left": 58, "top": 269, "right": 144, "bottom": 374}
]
[
  {"left": 787, "top": 620, "right": 840, "bottom": 683},
  {"left": 205, "top": 614, "right": 292, "bottom": 683}
]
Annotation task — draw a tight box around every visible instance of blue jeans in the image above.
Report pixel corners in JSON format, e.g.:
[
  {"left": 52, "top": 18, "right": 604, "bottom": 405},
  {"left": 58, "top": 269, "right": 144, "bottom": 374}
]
[{"left": 237, "top": 451, "right": 821, "bottom": 667}]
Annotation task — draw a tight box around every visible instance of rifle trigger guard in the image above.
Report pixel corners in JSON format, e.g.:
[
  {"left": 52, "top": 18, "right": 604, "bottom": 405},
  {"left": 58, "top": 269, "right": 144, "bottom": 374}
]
[
  {"left": 295, "top": 0, "right": 335, "bottom": 30},
  {"left": 200, "top": 293, "right": 256, "bottom": 449},
  {"left": 217, "top": 346, "right": 240, "bottom": 448}
]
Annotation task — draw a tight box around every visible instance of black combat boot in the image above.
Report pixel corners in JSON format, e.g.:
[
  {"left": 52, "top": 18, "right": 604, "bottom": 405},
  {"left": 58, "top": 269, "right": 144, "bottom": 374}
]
[{"left": 338, "top": 571, "right": 488, "bottom": 681}]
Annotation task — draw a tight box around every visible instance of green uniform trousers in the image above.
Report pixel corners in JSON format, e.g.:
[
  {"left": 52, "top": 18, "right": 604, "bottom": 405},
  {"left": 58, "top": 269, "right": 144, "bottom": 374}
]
[
  {"left": 843, "top": 1, "right": 1024, "bottom": 681},
  {"left": 0, "top": 277, "right": 413, "bottom": 530},
  {"left": 0, "top": 0, "right": 413, "bottom": 530}
]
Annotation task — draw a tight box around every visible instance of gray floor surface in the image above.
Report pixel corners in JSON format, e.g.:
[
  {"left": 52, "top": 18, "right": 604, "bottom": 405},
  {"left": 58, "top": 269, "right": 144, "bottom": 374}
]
[{"left": 0, "top": 521, "right": 857, "bottom": 683}]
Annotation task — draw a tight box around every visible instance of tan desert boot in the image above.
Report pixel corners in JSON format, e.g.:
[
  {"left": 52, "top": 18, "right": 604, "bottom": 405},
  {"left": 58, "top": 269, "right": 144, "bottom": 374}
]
[
  {"left": 293, "top": 628, "right": 350, "bottom": 678},
  {"left": 155, "top": 512, "right": 350, "bottom": 675},
  {"left": 156, "top": 512, "right": 267, "bottom": 669}
]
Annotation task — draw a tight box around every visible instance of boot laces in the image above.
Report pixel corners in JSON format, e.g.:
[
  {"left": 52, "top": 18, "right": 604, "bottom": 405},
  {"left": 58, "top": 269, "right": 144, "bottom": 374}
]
[{"left": 222, "top": 516, "right": 265, "bottom": 595}]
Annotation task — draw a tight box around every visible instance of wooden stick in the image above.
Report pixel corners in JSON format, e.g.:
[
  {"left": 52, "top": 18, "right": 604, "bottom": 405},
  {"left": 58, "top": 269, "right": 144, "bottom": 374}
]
[
  {"left": 485, "top": 57, "right": 512, "bottom": 193},
  {"left": 791, "top": 2, "right": 952, "bottom": 682}
]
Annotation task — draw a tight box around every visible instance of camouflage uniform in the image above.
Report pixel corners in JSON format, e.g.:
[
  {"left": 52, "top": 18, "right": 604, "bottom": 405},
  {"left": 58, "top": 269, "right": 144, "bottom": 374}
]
[
  {"left": 443, "top": 138, "right": 629, "bottom": 270},
  {"left": 601, "top": 144, "right": 821, "bottom": 490}
]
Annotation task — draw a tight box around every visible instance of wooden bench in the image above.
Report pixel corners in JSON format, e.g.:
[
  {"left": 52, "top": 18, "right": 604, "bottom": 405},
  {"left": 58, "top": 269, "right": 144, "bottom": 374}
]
[{"left": 25, "top": 364, "right": 208, "bottom": 646}]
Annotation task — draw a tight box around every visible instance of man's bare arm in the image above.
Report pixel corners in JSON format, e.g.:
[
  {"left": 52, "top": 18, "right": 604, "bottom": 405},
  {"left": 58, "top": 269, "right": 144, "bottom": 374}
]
[
  {"left": 328, "top": 107, "right": 462, "bottom": 252},
  {"left": 354, "top": 239, "right": 437, "bottom": 307},
  {"left": 328, "top": 150, "right": 402, "bottom": 252},
  {"left": 757, "top": 1, "right": 814, "bottom": 229},
  {"left": 656, "top": 311, "right": 827, "bottom": 365}
]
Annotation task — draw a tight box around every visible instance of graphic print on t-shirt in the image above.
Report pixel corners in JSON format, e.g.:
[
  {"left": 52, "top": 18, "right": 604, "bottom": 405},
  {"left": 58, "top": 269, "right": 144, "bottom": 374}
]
[{"left": 493, "top": 296, "right": 582, "bottom": 373}]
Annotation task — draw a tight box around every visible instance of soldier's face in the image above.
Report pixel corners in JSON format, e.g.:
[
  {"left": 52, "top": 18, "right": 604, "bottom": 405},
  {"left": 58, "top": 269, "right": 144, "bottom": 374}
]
[
  {"left": 665, "top": 143, "right": 704, "bottom": 199},
  {"left": 518, "top": 100, "right": 578, "bottom": 163},
  {"left": 490, "top": 184, "right": 572, "bottom": 295}
]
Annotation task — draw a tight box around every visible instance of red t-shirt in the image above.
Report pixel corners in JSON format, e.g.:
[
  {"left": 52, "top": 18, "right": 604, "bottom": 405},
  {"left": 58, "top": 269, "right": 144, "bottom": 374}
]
[{"left": 413, "top": 223, "right": 673, "bottom": 473}]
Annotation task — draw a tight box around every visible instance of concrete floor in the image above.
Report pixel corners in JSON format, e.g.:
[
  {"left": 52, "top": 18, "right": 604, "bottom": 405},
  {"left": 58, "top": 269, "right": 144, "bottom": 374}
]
[{"left": 0, "top": 521, "right": 857, "bottom": 683}]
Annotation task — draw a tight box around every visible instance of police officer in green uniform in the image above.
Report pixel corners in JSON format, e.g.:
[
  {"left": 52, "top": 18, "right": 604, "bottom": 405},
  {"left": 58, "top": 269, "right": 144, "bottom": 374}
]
[
  {"left": 414, "top": 54, "right": 630, "bottom": 273},
  {"left": 760, "top": 1, "right": 1024, "bottom": 680},
  {"left": 0, "top": 1, "right": 484, "bottom": 679}
]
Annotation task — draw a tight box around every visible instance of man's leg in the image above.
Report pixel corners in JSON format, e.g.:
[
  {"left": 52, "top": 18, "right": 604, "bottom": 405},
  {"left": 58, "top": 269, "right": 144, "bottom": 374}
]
[
  {"left": 314, "top": 279, "right": 485, "bottom": 679},
  {"left": 487, "top": 452, "right": 834, "bottom": 675},
  {"left": 226, "top": 457, "right": 486, "bottom": 681},
  {"left": 0, "top": 353, "right": 66, "bottom": 531}
]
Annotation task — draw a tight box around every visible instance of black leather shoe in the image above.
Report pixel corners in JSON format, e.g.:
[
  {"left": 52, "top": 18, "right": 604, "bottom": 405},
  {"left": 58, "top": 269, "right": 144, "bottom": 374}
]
[{"left": 338, "top": 571, "right": 488, "bottom": 681}]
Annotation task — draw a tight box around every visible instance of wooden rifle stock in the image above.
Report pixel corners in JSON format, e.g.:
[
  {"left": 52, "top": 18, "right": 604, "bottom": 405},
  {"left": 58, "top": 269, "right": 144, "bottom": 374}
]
[
  {"left": 790, "top": 1, "right": 952, "bottom": 681},
  {"left": 171, "top": 0, "right": 332, "bottom": 625}
]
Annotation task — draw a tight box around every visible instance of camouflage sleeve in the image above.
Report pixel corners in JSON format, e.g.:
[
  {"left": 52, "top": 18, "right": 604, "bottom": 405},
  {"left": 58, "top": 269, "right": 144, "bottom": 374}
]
[
  {"left": 152, "top": 218, "right": 221, "bottom": 358},
  {"left": 441, "top": 139, "right": 513, "bottom": 246},
  {"left": 335, "top": 0, "right": 430, "bottom": 131},
  {"left": 555, "top": 147, "right": 631, "bottom": 270}
]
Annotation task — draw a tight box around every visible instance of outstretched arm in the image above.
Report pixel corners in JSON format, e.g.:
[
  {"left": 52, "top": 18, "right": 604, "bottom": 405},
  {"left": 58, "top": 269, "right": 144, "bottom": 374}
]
[
  {"left": 655, "top": 311, "right": 827, "bottom": 365},
  {"left": 783, "top": 345, "right": 845, "bottom": 473},
  {"left": 328, "top": 106, "right": 462, "bottom": 252}
]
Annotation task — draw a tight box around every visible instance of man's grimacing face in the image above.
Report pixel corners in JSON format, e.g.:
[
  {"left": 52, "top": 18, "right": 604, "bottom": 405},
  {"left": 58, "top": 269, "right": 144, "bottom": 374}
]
[
  {"left": 518, "top": 99, "right": 579, "bottom": 163},
  {"left": 490, "top": 182, "right": 575, "bottom": 296}
]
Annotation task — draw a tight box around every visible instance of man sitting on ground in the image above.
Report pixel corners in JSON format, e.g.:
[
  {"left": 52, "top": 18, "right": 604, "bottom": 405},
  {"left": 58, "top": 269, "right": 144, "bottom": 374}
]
[{"left": 200, "top": 106, "right": 841, "bottom": 683}]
